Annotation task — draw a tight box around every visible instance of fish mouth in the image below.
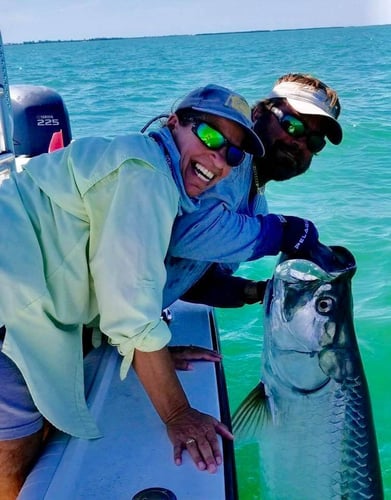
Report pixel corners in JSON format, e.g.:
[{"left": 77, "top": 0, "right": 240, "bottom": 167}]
[
  {"left": 193, "top": 162, "right": 216, "bottom": 183},
  {"left": 277, "top": 245, "right": 357, "bottom": 277}
]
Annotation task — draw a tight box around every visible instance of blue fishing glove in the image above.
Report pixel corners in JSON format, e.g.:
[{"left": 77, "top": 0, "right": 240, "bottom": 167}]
[{"left": 280, "top": 215, "right": 319, "bottom": 255}]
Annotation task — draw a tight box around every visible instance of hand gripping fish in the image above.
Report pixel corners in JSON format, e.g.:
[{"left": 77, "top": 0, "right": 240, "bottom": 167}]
[{"left": 233, "top": 245, "right": 383, "bottom": 499}]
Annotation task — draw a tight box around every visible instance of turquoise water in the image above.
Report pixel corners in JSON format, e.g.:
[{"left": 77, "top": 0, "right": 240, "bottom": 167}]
[{"left": 4, "top": 25, "right": 391, "bottom": 499}]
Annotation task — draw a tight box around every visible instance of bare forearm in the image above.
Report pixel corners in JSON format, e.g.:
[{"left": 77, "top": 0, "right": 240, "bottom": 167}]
[
  {"left": 133, "top": 346, "right": 233, "bottom": 473},
  {"left": 132, "top": 347, "right": 190, "bottom": 423}
]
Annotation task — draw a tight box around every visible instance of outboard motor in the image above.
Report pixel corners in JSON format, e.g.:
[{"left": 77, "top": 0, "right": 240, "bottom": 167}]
[{"left": 10, "top": 84, "right": 72, "bottom": 157}]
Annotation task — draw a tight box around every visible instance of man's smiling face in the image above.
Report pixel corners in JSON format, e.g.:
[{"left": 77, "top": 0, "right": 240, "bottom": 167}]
[{"left": 168, "top": 113, "right": 245, "bottom": 198}]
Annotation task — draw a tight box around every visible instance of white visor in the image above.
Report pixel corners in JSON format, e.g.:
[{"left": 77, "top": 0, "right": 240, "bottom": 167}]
[{"left": 267, "top": 81, "right": 342, "bottom": 144}]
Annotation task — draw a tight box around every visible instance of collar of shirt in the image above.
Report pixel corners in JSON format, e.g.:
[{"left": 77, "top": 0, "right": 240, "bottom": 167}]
[{"left": 149, "top": 127, "right": 200, "bottom": 215}]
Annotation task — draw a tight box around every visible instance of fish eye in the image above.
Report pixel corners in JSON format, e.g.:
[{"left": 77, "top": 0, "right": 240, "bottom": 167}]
[{"left": 316, "top": 297, "right": 334, "bottom": 314}]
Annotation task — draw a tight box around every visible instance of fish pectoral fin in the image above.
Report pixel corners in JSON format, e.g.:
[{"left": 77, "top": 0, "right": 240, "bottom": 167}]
[{"left": 232, "top": 382, "right": 271, "bottom": 441}]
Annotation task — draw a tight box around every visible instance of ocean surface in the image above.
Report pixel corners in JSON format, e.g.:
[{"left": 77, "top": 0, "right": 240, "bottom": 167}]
[{"left": 4, "top": 25, "right": 391, "bottom": 499}]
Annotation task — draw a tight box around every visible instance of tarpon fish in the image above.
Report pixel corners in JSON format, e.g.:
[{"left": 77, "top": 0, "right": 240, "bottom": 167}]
[{"left": 233, "top": 246, "right": 383, "bottom": 499}]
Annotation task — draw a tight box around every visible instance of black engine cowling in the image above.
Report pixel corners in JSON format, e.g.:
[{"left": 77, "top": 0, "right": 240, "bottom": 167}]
[{"left": 10, "top": 84, "right": 72, "bottom": 157}]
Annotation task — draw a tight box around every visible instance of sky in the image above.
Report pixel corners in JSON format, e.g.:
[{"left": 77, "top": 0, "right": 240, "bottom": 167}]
[{"left": 1, "top": 0, "right": 391, "bottom": 44}]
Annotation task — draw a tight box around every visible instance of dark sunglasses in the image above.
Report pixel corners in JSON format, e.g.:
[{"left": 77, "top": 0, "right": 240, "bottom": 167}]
[
  {"left": 269, "top": 106, "right": 326, "bottom": 154},
  {"left": 191, "top": 122, "right": 245, "bottom": 167}
]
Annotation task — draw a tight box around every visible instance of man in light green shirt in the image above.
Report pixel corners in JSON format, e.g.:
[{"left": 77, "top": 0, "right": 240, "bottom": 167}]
[{"left": 0, "top": 84, "right": 267, "bottom": 496}]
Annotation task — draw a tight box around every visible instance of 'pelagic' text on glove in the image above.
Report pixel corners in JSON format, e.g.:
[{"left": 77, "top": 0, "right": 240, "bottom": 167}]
[{"left": 279, "top": 215, "right": 319, "bottom": 254}]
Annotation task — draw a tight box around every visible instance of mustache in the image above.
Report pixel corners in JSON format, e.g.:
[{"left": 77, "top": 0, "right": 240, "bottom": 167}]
[
  {"left": 270, "top": 139, "right": 303, "bottom": 157},
  {"left": 266, "top": 141, "right": 302, "bottom": 167}
]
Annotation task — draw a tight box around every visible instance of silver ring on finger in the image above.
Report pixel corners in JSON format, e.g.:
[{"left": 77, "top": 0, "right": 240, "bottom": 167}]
[{"left": 185, "top": 438, "right": 196, "bottom": 445}]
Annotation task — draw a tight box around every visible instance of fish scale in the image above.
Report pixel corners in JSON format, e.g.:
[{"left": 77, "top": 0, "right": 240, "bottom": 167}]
[{"left": 340, "top": 376, "right": 381, "bottom": 499}]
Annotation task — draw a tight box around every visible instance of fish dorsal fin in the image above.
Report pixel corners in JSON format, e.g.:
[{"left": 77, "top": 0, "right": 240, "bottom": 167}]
[{"left": 232, "top": 382, "right": 271, "bottom": 442}]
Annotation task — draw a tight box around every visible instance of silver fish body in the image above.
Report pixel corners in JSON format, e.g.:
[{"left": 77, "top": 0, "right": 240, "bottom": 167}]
[{"left": 233, "top": 246, "right": 383, "bottom": 499}]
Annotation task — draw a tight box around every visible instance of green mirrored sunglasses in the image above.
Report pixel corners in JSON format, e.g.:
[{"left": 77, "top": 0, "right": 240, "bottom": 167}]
[
  {"left": 192, "top": 122, "right": 245, "bottom": 167},
  {"left": 269, "top": 106, "right": 326, "bottom": 154}
]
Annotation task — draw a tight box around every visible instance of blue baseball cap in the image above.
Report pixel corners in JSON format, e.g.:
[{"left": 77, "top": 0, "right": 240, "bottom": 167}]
[{"left": 175, "top": 84, "right": 265, "bottom": 157}]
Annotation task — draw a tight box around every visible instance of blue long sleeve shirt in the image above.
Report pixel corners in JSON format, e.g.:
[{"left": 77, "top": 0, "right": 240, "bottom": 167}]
[{"left": 162, "top": 155, "right": 273, "bottom": 307}]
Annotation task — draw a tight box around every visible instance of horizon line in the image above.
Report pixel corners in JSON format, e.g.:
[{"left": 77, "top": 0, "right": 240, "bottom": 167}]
[{"left": 4, "top": 22, "right": 390, "bottom": 46}]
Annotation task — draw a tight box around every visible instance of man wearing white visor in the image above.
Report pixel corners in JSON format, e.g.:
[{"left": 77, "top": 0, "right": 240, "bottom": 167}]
[
  {"left": 163, "top": 74, "right": 344, "bottom": 312},
  {"left": 245, "top": 73, "right": 342, "bottom": 187}
]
